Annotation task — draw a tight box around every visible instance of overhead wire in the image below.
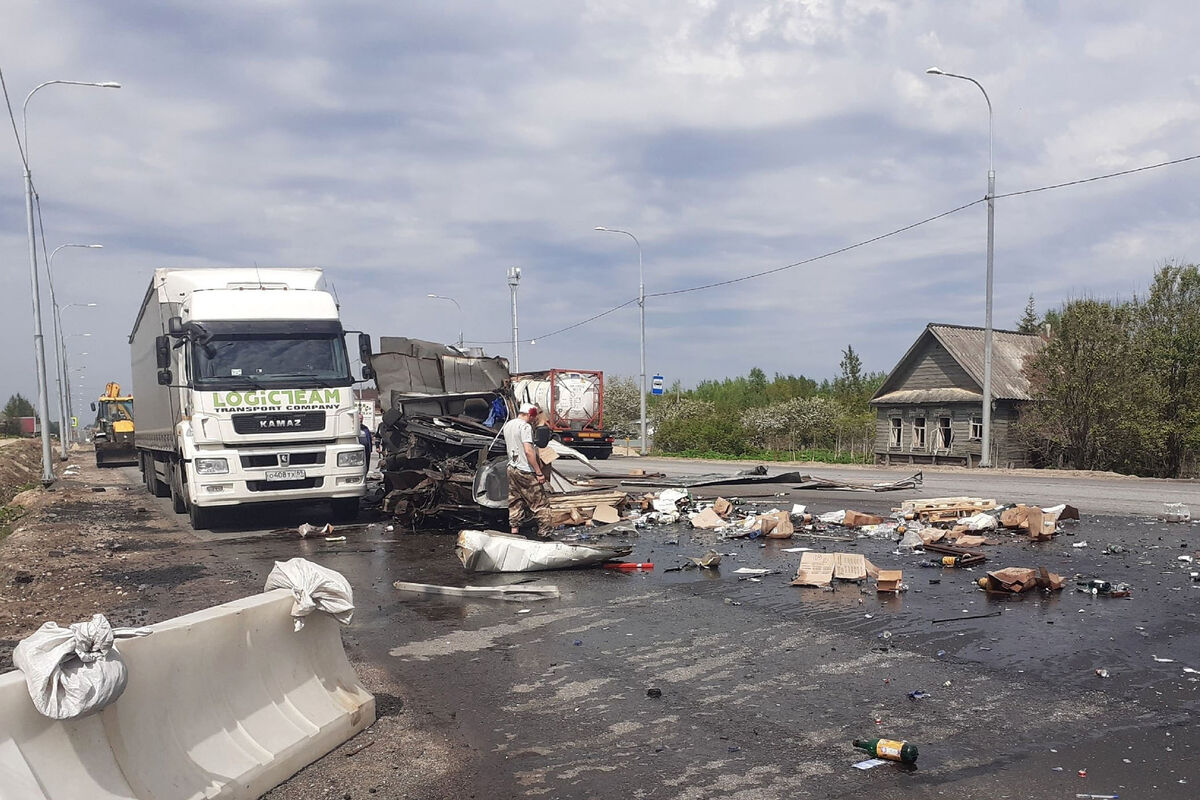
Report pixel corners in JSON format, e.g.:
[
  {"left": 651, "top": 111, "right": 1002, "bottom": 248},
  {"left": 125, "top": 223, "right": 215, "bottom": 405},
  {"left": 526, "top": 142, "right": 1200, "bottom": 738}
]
[
  {"left": 0, "top": 66, "right": 29, "bottom": 170},
  {"left": 475, "top": 150, "right": 1200, "bottom": 345}
]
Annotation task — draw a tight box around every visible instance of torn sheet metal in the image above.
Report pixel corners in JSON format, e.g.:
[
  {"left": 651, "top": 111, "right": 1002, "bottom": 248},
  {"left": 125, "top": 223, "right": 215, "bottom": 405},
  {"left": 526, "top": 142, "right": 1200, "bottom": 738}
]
[
  {"left": 792, "top": 471, "right": 923, "bottom": 492},
  {"left": 622, "top": 470, "right": 921, "bottom": 492},
  {"left": 372, "top": 336, "right": 509, "bottom": 401},
  {"left": 455, "top": 529, "right": 633, "bottom": 573},
  {"left": 392, "top": 581, "right": 560, "bottom": 599}
]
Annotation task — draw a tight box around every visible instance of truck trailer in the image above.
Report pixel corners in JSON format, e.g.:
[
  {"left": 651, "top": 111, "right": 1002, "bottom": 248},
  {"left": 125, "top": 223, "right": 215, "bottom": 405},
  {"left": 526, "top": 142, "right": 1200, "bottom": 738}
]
[
  {"left": 511, "top": 369, "right": 615, "bottom": 459},
  {"left": 129, "top": 268, "right": 369, "bottom": 529}
]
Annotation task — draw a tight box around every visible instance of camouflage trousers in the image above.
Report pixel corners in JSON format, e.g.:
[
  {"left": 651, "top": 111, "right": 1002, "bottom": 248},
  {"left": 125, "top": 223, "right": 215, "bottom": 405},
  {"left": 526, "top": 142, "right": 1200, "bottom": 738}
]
[{"left": 508, "top": 467, "right": 550, "bottom": 533}]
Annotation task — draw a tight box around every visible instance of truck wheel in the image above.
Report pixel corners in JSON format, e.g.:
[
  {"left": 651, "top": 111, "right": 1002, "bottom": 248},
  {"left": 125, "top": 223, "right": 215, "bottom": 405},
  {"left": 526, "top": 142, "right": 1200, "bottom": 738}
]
[
  {"left": 188, "top": 500, "right": 215, "bottom": 530},
  {"left": 170, "top": 462, "right": 187, "bottom": 514},
  {"left": 150, "top": 461, "right": 171, "bottom": 498},
  {"left": 330, "top": 497, "right": 360, "bottom": 522}
]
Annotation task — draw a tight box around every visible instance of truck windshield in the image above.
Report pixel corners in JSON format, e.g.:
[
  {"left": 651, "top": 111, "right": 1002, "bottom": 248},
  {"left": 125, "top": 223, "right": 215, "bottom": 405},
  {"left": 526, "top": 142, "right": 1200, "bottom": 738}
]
[
  {"left": 98, "top": 400, "right": 133, "bottom": 423},
  {"left": 191, "top": 335, "right": 351, "bottom": 388}
]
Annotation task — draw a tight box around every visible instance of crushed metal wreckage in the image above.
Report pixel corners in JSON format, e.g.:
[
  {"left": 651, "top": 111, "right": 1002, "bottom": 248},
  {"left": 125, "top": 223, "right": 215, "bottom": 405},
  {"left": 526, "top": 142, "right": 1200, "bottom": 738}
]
[{"left": 369, "top": 337, "right": 626, "bottom": 528}]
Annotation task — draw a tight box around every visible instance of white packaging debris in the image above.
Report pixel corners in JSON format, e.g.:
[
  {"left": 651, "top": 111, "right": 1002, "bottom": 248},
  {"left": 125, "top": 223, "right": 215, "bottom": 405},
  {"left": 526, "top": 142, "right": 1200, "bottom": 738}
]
[
  {"left": 265, "top": 557, "right": 355, "bottom": 631},
  {"left": 818, "top": 510, "right": 846, "bottom": 524},
  {"left": 12, "top": 613, "right": 150, "bottom": 720},
  {"left": 897, "top": 527, "right": 925, "bottom": 552},
  {"left": 959, "top": 513, "right": 999, "bottom": 531},
  {"left": 653, "top": 488, "right": 690, "bottom": 514},
  {"left": 455, "top": 529, "right": 632, "bottom": 572},
  {"left": 791, "top": 503, "right": 807, "bottom": 516}
]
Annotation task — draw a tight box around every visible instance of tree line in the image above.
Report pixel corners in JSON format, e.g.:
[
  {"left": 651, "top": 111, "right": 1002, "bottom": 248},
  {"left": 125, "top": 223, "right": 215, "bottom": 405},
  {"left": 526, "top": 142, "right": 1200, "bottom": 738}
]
[
  {"left": 603, "top": 347, "right": 886, "bottom": 462},
  {"left": 1017, "top": 263, "right": 1200, "bottom": 478}
]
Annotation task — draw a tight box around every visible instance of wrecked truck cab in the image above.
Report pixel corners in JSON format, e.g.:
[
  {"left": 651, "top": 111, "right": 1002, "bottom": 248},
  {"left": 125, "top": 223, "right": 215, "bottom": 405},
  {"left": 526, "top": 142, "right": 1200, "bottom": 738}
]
[{"left": 369, "top": 337, "right": 596, "bottom": 526}]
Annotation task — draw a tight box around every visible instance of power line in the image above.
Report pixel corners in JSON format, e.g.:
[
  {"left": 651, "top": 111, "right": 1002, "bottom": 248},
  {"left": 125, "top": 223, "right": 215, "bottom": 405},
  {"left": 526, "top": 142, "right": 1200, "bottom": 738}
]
[
  {"left": 996, "top": 153, "right": 1200, "bottom": 199},
  {"left": 480, "top": 151, "right": 1200, "bottom": 345}
]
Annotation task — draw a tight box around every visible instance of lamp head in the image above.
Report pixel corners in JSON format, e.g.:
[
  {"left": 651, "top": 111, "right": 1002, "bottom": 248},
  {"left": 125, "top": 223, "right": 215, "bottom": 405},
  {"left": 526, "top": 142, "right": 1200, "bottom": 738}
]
[
  {"left": 98, "top": 82, "right": 121, "bottom": 89},
  {"left": 925, "top": 67, "right": 945, "bottom": 75},
  {"left": 594, "top": 226, "right": 609, "bottom": 231}
]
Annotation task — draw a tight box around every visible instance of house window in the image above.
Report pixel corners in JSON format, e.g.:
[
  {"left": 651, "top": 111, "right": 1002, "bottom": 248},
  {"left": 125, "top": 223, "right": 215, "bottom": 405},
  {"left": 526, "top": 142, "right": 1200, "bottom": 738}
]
[
  {"left": 912, "top": 417, "right": 926, "bottom": 450},
  {"left": 889, "top": 418, "right": 902, "bottom": 448},
  {"left": 969, "top": 417, "right": 983, "bottom": 441},
  {"left": 936, "top": 417, "right": 952, "bottom": 450}
]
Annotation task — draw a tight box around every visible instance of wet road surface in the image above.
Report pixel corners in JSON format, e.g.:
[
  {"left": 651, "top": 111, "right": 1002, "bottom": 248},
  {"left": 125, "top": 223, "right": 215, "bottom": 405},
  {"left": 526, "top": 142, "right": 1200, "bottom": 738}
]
[{"left": 108, "top": 461, "right": 1200, "bottom": 798}]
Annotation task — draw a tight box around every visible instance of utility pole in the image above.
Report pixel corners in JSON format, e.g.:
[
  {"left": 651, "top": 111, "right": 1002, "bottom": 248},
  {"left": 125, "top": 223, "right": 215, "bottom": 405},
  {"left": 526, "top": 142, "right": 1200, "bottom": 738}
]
[{"left": 507, "top": 266, "right": 521, "bottom": 371}]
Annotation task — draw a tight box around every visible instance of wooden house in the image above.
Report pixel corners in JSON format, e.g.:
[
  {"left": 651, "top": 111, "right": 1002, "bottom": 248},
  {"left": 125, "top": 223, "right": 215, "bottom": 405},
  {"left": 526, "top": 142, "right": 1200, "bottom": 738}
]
[{"left": 869, "top": 323, "right": 1044, "bottom": 468}]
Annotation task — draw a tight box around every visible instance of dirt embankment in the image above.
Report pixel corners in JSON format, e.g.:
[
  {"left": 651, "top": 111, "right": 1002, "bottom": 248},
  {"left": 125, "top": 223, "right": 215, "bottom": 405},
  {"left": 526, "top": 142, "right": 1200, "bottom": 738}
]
[{"left": 0, "top": 444, "right": 260, "bottom": 671}]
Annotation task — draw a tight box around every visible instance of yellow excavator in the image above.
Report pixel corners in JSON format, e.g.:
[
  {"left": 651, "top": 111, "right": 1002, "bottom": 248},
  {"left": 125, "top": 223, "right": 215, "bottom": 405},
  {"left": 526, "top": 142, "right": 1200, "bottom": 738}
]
[{"left": 92, "top": 382, "right": 137, "bottom": 467}]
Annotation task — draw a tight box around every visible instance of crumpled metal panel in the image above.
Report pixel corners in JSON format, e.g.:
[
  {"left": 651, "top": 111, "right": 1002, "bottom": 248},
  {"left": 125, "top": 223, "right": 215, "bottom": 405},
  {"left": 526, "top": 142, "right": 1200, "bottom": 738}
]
[{"left": 372, "top": 337, "right": 510, "bottom": 403}]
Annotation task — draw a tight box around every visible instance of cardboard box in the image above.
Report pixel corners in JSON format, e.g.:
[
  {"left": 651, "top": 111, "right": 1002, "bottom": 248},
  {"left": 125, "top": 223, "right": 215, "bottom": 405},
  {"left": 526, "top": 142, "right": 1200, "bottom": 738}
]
[
  {"left": 791, "top": 552, "right": 835, "bottom": 586},
  {"left": 876, "top": 569, "right": 903, "bottom": 592}
]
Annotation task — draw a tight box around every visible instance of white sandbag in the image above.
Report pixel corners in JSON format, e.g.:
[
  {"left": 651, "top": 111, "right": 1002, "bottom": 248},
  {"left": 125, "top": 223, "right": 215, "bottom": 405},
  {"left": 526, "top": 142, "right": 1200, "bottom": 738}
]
[
  {"left": 12, "top": 613, "right": 150, "bottom": 720},
  {"left": 264, "top": 557, "right": 355, "bottom": 631},
  {"left": 960, "top": 512, "right": 999, "bottom": 531}
]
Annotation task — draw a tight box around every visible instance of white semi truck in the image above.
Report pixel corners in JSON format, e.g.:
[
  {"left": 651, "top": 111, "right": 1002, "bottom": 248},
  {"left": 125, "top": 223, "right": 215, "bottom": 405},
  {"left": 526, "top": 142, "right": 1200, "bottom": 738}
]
[{"left": 129, "top": 268, "right": 371, "bottom": 529}]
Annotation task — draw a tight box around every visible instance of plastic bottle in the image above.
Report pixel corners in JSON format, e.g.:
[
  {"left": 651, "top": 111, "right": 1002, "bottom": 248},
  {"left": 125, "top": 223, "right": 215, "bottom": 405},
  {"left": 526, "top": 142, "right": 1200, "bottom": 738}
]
[
  {"left": 853, "top": 737, "right": 919, "bottom": 764},
  {"left": 1077, "top": 579, "right": 1112, "bottom": 595}
]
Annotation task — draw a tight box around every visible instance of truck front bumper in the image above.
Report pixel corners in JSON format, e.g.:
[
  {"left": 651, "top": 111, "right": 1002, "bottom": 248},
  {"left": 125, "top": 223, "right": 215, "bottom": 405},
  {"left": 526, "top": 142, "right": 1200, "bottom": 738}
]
[{"left": 186, "top": 444, "right": 367, "bottom": 508}]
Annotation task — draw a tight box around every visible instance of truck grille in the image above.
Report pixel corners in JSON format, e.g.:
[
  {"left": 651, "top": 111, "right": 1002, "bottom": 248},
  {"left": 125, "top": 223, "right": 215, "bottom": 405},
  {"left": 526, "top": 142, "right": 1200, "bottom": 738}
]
[
  {"left": 246, "top": 477, "right": 325, "bottom": 492},
  {"left": 231, "top": 411, "right": 325, "bottom": 435},
  {"left": 240, "top": 452, "right": 326, "bottom": 468}
]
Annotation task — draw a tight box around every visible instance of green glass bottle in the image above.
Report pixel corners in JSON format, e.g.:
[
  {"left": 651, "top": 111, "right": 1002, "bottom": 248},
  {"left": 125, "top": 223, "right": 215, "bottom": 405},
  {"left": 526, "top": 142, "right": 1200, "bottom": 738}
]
[{"left": 853, "top": 737, "right": 919, "bottom": 764}]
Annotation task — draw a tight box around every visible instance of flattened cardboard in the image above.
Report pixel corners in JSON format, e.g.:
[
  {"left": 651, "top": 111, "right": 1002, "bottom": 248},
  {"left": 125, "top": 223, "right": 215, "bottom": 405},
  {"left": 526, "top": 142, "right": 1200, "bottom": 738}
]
[
  {"left": 834, "top": 552, "right": 869, "bottom": 581},
  {"left": 761, "top": 511, "right": 795, "bottom": 539},
  {"left": 689, "top": 507, "right": 727, "bottom": 530},
  {"left": 591, "top": 503, "right": 620, "bottom": 524},
  {"left": 712, "top": 497, "right": 733, "bottom": 518},
  {"left": 791, "top": 552, "right": 835, "bottom": 586}
]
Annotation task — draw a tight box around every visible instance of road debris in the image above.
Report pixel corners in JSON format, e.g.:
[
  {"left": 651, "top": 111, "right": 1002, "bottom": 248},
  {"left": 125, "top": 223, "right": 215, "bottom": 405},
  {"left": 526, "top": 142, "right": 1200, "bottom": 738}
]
[
  {"left": 977, "top": 567, "right": 1064, "bottom": 593},
  {"left": 298, "top": 522, "right": 334, "bottom": 538},
  {"left": 392, "top": 581, "right": 560, "bottom": 599},
  {"left": 455, "top": 529, "right": 632, "bottom": 572}
]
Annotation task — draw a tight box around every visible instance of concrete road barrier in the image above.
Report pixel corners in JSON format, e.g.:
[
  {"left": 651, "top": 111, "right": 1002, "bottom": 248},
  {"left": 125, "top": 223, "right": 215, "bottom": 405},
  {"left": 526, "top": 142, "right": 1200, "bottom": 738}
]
[{"left": 0, "top": 589, "right": 375, "bottom": 799}]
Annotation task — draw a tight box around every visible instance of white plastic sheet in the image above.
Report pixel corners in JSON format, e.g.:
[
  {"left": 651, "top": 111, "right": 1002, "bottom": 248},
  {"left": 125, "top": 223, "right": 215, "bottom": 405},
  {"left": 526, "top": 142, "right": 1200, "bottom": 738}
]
[
  {"left": 264, "top": 558, "right": 355, "bottom": 631},
  {"left": 12, "top": 614, "right": 150, "bottom": 720},
  {"left": 456, "top": 530, "right": 632, "bottom": 572},
  {"left": 959, "top": 512, "right": 999, "bottom": 531}
]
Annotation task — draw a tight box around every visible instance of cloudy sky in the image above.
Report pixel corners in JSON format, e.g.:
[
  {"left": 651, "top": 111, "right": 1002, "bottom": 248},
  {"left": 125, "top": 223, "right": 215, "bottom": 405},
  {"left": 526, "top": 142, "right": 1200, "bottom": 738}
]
[{"left": 3, "top": 1, "right": 1199, "bottom": 416}]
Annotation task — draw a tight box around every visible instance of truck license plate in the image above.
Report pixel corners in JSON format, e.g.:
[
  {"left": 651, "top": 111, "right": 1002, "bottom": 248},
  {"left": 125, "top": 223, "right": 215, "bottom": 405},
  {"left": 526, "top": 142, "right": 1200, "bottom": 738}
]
[{"left": 265, "top": 469, "right": 306, "bottom": 482}]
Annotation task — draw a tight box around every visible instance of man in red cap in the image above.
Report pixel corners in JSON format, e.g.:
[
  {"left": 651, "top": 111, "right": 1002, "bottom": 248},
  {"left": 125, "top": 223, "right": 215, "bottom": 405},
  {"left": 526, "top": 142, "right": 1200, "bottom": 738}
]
[{"left": 502, "top": 402, "right": 550, "bottom": 535}]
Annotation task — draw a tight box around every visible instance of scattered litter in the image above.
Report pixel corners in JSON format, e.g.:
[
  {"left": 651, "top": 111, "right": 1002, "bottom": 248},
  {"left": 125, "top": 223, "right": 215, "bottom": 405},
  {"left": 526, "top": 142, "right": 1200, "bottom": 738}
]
[
  {"left": 907, "top": 690, "right": 930, "bottom": 700},
  {"left": 733, "top": 567, "right": 771, "bottom": 575},
  {"left": 1072, "top": 541, "right": 1089, "bottom": 549},
  {"left": 1161, "top": 503, "right": 1191, "bottom": 523},
  {"left": 1075, "top": 579, "right": 1132, "bottom": 597},
  {"left": 1095, "top": 669, "right": 1110, "bottom": 678},
  {"left": 688, "top": 550, "right": 722, "bottom": 569},
  {"left": 931, "top": 611, "right": 1003, "bottom": 624},
  {"left": 646, "top": 687, "right": 662, "bottom": 698},
  {"left": 344, "top": 740, "right": 376, "bottom": 757},
  {"left": 604, "top": 562, "right": 654, "bottom": 571},
  {"left": 324, "top": 535, "right": 347, "bottom": 543},
  {"left": 297, "top": 522, "right": 333, "bottom": 538},
  {"left": 1152, "top": 655, "right": 1175, "bottom": 663},
  {"left": 978, "top": 567, "right": 1064, "bottom": 593},
  {"left": 958, "top": 513, "right": 998, "bottom": 531},
  {"left": 591, "top": 504, "right": 621, "bottom": 524},
  {"left": 688, "top": 507, "right": 727, "bottom": 530},
  {"left": 852, "top": 758, "right": 887, "bottom": 770},
  {"left": 780, "top": 546, "right": 813, "bottom": 553},
  {"left": 818, "top": 510, "right": 846, "bottom": 525},
  {"left": 455, "top": 530, "right": 632, "bottom": 573},
  {"left": 876, "top": 570, "right": 904, "bottom": 593},
  {"left": 392, "top": 581, "right": 560, "bottom": 600}
]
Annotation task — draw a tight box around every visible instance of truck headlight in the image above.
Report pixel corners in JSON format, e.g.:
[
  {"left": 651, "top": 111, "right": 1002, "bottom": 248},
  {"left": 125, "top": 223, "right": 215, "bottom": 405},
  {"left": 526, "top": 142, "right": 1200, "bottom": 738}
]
[
  {"left": 194, "top": 457, "right": 229, "bottom": 475},
  {"left": 337, "top": 450, "right": 365, "bottom": 468}
]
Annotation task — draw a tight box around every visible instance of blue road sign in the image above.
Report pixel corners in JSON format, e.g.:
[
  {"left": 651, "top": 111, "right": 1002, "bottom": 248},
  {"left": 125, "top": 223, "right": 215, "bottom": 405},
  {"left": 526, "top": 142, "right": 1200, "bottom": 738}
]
[{"left": 651, "top": 375, "right": 665, "bottom": 395}]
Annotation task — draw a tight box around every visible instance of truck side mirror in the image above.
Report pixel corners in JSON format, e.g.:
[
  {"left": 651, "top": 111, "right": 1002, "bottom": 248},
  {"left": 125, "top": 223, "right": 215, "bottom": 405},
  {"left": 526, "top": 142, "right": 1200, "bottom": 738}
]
[
  {"left": 90, "top": 402, "right": 97, "bottom": 412},
  {"left": 157, "top": 369, "right": 173, "bottom": 386},
  {"left": 155, "top": 335, "right": 172, "bottom": 369},
  {"left": 168, "top": 316, "right": 183, "bottom": 335},
  {"left": 359, "top": 333, "right": 375, "bottom": 380}
]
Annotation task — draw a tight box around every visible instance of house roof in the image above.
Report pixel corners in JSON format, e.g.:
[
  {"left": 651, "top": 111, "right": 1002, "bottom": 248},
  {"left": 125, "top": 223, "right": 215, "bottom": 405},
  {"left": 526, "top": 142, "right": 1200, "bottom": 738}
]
[{"left": 870, "top": 323, "right": 1045, "bottom": 404}]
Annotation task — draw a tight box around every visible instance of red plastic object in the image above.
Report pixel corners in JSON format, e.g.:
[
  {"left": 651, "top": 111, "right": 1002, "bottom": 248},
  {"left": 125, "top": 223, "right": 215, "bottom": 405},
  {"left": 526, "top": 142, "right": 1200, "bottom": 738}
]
[{"left": 604, "top": 562, "right": 654, "bottom": 571}]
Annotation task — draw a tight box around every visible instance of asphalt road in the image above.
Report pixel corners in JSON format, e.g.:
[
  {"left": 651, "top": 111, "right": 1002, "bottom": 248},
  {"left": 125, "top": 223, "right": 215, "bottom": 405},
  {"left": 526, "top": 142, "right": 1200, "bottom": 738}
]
[{"left": 107, "top": 456, "right": 1200, "bottom": 799}]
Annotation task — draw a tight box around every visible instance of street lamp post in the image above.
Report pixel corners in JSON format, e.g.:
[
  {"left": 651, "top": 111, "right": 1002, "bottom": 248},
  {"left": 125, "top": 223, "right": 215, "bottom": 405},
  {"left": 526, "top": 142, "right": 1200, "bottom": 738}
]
[
  {"left": 425, "top": 294, "right": 464, "bottom": 349},
  {"left": 506, "top": 267, "right": 521, "bottom": 371},
  {"left": 48, "top": 243, "right": 101, "bottom": 459},
  {"left": 21, "top": 79, "right": 120, "bottom": 484},
  {"left": 595, "top": 227, "right": 647, "bottom": 456},
  {"left": 926, "top": 67, "right": 995, "bottom": 468},
  {"left": 63, "top": 333, "right": 92, "bottom": 450}
]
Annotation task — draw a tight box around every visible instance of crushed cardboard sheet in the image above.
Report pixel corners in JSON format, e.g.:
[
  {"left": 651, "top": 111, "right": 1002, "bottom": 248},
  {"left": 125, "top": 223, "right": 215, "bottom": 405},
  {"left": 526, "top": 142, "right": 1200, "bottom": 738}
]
[
  {"left": 979, "top": 566, "right": 1064, "bottom": 593},
  {"left": 791, "top": 552, "right": 880, "bottom": 586}
]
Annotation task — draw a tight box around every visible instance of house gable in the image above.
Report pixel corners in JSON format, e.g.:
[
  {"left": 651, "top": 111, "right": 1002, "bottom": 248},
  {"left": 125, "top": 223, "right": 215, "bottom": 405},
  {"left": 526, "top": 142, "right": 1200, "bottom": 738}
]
[{"left": 872, "top": 329, "right": 980, "bottom": 403}]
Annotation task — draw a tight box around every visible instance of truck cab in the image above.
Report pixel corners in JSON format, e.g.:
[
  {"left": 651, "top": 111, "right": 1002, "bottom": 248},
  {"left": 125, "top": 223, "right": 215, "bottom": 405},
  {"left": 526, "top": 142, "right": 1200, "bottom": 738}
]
[{"left": 130, "top": 268, "right": 368, "bottom": 529}]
